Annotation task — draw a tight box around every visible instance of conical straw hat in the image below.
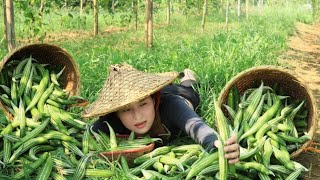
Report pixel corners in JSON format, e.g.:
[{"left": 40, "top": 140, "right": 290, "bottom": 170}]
[{"left": 82, "top": 63, "right": 178, "bottom": 118}]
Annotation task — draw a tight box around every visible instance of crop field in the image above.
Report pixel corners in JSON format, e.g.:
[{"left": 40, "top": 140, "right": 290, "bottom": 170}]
[{"left": 0, "top": 0, "right": 319, "bottom": 179}]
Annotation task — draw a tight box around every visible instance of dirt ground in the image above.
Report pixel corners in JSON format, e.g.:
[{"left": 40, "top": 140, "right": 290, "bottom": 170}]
[{"left": 279, "top": 22, "right": 320, "bottom": 180}]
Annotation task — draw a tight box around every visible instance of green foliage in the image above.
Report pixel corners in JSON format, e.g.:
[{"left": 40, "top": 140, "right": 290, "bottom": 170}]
[
  {"left": 0, "top": 1, "right": 314, "bottom": 127},
  {"left": 57, "top": 5, "right": 311, "bottom": 127},
  {"left": 311, "top": 0, "right": 320, "bottom": 21}
]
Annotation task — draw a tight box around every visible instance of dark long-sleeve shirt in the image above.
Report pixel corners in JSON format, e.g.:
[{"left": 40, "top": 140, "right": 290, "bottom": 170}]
[
  {"left": 158, "top": 91, "right": 217, "bottom": 151},
  {"left": 92, "top": 84, "right": 218, "bottom": 151}
]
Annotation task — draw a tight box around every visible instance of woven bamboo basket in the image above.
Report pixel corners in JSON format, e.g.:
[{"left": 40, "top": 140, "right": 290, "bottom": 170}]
[
  {"left": 217, "top": 65, "right": 318, "bottom": 158},
  {"left": 99, "top": 135, "right": 155, "bottom": 167},
  {"left": 0, "top": 43, "right": 81, "bottom": 120}
]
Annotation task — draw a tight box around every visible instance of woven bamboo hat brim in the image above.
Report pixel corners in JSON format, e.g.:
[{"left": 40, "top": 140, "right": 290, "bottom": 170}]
[
  {"left": 218, "top": 65, "right": 318, "bottom": 158},
  {"left": 82, "top": 63, "right": 178, "bottom": 118},
  {"left": 0, "top": 43, "right": 81, "bottom": 120}
]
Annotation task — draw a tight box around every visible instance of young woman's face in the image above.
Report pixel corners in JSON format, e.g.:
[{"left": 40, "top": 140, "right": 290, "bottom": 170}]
[{"left": 117, "top": 96, "right": 155, "bottom": 135}]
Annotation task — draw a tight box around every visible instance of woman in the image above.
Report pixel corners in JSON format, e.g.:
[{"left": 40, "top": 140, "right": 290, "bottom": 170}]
[{"left": 82, "top": 63, "right": 239, "bottom": 164}]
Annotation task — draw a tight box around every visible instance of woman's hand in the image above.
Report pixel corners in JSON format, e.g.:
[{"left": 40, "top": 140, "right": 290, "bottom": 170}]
[{"left": 214, "top": 135, "right": 240, "bottom": 164}]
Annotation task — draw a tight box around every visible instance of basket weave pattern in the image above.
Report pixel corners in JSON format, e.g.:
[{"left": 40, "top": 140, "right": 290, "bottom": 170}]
[
  {"left": 218, "top": 65, "right": 318, "bottom": 158},
  {"left": 99, "top": 135, "right": 155, "bottom": 167},
  {"left": 0, "top": 43, "right": 81, "bottom": 119}
]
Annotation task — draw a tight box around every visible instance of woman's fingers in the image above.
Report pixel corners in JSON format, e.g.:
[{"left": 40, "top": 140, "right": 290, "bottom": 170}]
[
  {"left": 214, "top": 140, "right": 220, "bottom": 148},
  {"left": 224, "top": 143, "right": 239, "bottom": 153},
  {"left": 228, "top": 157, "right": 239, "bottom": 164},
  {"left": 214, "top": 135, "right": 240, "bottom": 164},
  {"left": 224, "top": 148, "right": 239, "bottom": 159},
  {"left": 214, "top": 135, "right": 237, "bottom": 148},
  {"left": 224, "top": 136, "right": 240, "bottom": 164},
  {"left": 225, "top": 135, "right": 237, "bottom": 145},
  {"left": 225, "top": 143, "right": 240, "bottom": 164}
]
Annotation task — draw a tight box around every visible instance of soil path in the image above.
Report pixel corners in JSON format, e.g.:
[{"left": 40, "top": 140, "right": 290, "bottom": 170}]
[{"left": 279, "top": 22, "right": 320, "bottom": 179}]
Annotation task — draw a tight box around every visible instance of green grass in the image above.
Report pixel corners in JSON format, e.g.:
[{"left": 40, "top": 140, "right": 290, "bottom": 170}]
[
  {"left": 0, "top": 3, "right": 313, "bottom": 127},
  {"left": 0, "top": 3, "right": 315, "bottom": 179},
  {"left": 69, "top": 6, "right": 312, "bottom": 125}
]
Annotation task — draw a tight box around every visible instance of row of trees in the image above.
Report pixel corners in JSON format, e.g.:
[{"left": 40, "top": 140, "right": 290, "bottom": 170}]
[{"left": 2, "top": 0, "right": 319, "bottom": 51}]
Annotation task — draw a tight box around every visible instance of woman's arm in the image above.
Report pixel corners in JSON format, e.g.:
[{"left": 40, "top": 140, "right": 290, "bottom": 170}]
[
  {"left": 160, "top": 94, "right": 218, "bottom": 151},
  {"left": 160, "top": 94, "right": 239, "bottom": 163}
]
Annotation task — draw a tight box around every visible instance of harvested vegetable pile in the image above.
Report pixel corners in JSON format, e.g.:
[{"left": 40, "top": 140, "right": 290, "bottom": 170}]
[
  {"left": 0, "top": 57, "right": 158, "bottom": 179},
  {"left": 119, "top": 83, "right": 311, "bottom": 179},
  {"left": 0, "top": 57, "right": 312, "bottom": 179},
  {"left": 222, "top": 82, "right": 311, "bottom": 179}
]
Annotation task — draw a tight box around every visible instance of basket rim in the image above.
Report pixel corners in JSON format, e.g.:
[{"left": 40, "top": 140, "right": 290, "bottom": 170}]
[
  {"left": 0, "top": 42, "right": 81, "bottom": 93},
  {"left": 0, "top": 43, "right": 81, "bottom": 120},
  {"left": 99, "top": 142, "right": 155, "bottom": 156},
  {"left": 217, "top": 65, "right": 318, "bottom": 158}
]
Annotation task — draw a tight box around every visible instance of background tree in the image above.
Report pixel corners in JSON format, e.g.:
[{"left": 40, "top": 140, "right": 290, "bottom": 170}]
[
  {"left": 39, "top": 0, "right": 46, "bottom": 26},
  {"left": 112, "top": 0, "right": 116, "bottom": 13},
  {"left": 246, "top": 0, "right": 249, "bottom": 20},
  {"left": 5, "top": 0, "right": 16, "bottom": 51},
  {"left": 238, "top": 0, "right": 241, "bottom": 22},
  {"left": 167, "top": 0, "right": 170, "bottom": 25},
  {"left": 39, "top": 0, "right": 45, "bottom": 14},
  {"left": 94, "top": 0, "right": 98, "bottom": 35},
  {"left": 3, "top": 0, "right": 7, "bottom": 48},
  {"left": 252, "top": 0, "right": 255, "bottom": 12},
  {"left": 133, "top": 0, "right": 138, "bottom": 30},
  {"left": 201, "top": 0, "right": 207, "bottom": 32},
  {"left": 226, "top": 0, "right": 230, "bottom": 30},
  {"left": 0, "top": 0, "right": 314, "bottom": 48},
  {"left": 80, "top": 0, "right": 83, "bottom": 15},
  {"left": 145, "top": 0, "right": 153, "bottom": 48},
  {"left": 259, "top": 0, "right": 264, "bottom": 15}
]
